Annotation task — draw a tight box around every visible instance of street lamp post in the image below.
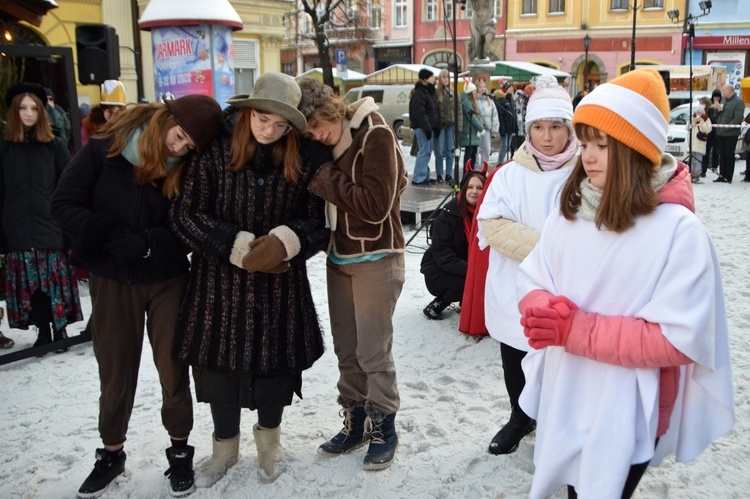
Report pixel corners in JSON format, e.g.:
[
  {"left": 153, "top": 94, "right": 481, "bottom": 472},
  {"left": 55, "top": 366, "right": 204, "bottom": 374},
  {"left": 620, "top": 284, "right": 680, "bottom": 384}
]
[
  {"left": 630, "top": 0, "right": 640, "bottom": 71},
  {"left": 583, "top": 34, "right": 591, "bottom": 91}
]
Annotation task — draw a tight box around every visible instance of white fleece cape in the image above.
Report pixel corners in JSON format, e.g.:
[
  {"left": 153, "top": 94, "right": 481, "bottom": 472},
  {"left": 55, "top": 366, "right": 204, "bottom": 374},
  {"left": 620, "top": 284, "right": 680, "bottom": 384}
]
[
  {"left": 517, "top": 204, "right": 734, "bottom": 498},
  {"left": 476, "top": 162, "right": 573, "bottom": 350}
]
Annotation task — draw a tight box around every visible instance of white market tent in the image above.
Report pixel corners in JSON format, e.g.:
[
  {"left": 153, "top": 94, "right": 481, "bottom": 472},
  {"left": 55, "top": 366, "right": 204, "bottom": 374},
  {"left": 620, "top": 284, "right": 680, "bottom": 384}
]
[{"left": 366, "top": 64, "right": 447, "bottom": 84}]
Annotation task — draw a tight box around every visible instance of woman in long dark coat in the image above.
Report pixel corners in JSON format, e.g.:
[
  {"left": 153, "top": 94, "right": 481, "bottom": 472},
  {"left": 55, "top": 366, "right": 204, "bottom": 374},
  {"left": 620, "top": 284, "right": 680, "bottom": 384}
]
[{"left": 168, "top": 73, "right": 330, "bottom": 485}]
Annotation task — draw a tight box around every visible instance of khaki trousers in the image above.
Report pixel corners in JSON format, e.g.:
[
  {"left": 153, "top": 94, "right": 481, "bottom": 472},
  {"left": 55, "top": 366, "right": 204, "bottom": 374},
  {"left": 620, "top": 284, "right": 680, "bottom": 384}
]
[
  {"left": 90, "top": 273, "right": 193, "bottom": 446},
  {"left": 326, "top": 254, "right": 405, "bottom": 414}
]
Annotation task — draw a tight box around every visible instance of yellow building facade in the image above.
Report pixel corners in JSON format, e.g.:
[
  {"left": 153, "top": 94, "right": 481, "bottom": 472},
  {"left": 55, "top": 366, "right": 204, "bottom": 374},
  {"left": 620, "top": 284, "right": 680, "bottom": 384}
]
[{"left": 505, "top": 0, "right": 684, "bottom": 91}]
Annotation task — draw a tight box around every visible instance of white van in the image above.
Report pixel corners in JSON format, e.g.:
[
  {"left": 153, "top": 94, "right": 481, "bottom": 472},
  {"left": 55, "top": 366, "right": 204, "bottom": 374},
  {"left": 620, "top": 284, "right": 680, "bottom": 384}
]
[{"left": 343, "top": 84, "right": 413, "bottom": 139}]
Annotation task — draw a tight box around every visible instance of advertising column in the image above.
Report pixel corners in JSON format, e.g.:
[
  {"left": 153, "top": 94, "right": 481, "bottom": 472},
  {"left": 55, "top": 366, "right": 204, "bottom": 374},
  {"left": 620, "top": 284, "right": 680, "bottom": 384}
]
[{"left": 151, "top": 25, "right": 235, "bottom": 107}]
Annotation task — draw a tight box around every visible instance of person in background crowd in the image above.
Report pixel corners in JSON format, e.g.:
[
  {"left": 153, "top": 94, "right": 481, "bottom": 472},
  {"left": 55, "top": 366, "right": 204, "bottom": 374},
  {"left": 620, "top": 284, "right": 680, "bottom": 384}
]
[
  {"left": 44, "top": 87, "right": 71, "bottom": 148},
  {"left": 714, "top": 84, "right": 744, "bottom": 183},
  {"left": 517, "top": 68, "right": 733, "bottom": 499},
  {"left": 434, "top": 69, "right": 455, "bottom": 184},
  {"left": 421, "top": 168, "right": 486, "bottom": 320},
  {"left": 460, "top": 78, "right": 484, "bottom": 174},
  {"left": 477, "top": 74, "right": 578, "bottom": 457},
  {"left": 409, "top": 68, "right": 439, "bottom": 186},
  {"left": 52, "top": 93, "right": 223, "bottom": 498},
  {"left": 703, "top": 88, "right": 722, "bottom": 177},
  {"left": 689, "top": 101, "right": 712, "bottom": 184},
  {"left": 169, "top": 73, "right": 330, "bottom": 486},
  {"left": 1, "top": 82, "right": 82, "bottom": 353},
  {"left": 742, "top": 113, "right": 750, "bottom": 183},
  {"left": 476, "top": 77, "right": 499, "bottom": 169},
  {"left": 83, "top": 80, "right": 128, "bottom": 146},
  {"left": 298, "top": 76, "right": 407, "bottom": 471},
  {"left": 571, "top": 89, "right": 587, "bottom": 110},
  {"left": 494, "top": 81, "right": 517, "bottom": 166}
]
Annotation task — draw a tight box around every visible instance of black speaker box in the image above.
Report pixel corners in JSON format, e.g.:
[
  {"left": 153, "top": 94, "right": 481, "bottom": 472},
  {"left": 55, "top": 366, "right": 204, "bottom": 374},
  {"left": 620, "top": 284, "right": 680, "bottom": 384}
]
[{"left": 76, "top": 24, "right": 120, "bottom": 85}]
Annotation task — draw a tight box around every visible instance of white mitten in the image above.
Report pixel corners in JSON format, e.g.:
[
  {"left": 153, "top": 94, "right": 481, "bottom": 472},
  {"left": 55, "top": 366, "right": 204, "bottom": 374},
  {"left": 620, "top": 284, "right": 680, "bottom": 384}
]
[{"left": 477, "top": 130, "right": 485, "bottom": 138}]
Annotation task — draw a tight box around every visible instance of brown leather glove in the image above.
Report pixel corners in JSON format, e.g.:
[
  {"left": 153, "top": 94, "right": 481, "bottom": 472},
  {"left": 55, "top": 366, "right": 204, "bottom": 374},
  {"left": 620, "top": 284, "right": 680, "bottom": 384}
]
[
  {"left": 241, "top": 235, "right": 287, "bottom": 273},
  {"left": 265, "top": 261, "right": 290, "bottom": 273}
]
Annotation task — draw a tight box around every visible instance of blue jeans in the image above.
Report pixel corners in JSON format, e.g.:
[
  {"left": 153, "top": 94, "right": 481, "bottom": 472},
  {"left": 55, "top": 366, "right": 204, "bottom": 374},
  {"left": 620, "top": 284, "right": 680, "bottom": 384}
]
[
  {"left": 434, "top": 125, "right": 454, "bottom": 179},
  {"left": 413, "top": 128, "right": 433, "bottom": 183},
  {"left": 498, "top": 134, "right": 510, "bottom": 164}
]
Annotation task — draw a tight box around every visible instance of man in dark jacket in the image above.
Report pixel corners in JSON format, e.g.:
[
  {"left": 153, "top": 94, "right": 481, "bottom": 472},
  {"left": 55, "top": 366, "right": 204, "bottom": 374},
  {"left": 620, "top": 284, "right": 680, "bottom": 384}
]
[
  {"left": 493, "top": 82, "right": 517, "bottom": 164},
  {"left": 409, "top": 68, "right": 439, "bottom": 185},
  {"left": 714, "top": 84, "right": 745, "bottom": 183}
]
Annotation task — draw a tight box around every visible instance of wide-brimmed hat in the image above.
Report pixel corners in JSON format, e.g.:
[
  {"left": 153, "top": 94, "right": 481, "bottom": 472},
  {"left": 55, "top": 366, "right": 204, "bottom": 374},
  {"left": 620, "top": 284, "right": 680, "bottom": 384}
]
[
  {"left": 5, "top": 82, "right": 48, "bottom": 108},
  {"left": 226, "top": 73, "right": 306, "bottom": 132}
]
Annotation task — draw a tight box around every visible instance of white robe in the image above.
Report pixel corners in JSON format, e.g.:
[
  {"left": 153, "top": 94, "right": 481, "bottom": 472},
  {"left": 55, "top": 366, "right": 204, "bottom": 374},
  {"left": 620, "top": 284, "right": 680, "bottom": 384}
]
[
  {"left": 517, "top": 204, "right": 735, "bottom": 498},
  {"left": 476, "top": 162, "right": 572, "bottom": 350}
]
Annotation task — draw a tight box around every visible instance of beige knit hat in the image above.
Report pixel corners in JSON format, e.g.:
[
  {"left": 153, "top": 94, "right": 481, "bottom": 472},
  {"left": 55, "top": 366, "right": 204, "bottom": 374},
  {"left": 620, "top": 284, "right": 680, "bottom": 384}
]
[
  {"left": 100, "top": 80, "right": 127, "bottom": 106},
  {"left": 573, "top": 68, "right": 669, "bottom": 166}
]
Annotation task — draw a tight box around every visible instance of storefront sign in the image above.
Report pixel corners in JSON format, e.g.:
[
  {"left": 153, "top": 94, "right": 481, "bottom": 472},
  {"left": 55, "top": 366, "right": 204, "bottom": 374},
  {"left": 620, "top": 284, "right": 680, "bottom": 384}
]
[
  {"left": 375, "top": 46, "right": 411, "bottom": 61},
  {"left": 693, "top": 35, "right": 750, "bottom": 50}
]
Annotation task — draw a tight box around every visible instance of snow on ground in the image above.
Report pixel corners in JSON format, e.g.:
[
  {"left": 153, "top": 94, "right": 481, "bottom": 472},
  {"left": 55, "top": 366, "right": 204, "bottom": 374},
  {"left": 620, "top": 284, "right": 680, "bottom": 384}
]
[{"left": 1, "top": 148, "right": 749, "bottom": 498}]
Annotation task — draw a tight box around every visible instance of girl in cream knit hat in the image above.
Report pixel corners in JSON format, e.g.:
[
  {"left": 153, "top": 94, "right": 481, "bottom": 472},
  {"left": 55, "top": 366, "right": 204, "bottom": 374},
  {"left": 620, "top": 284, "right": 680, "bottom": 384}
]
[
  {"left": 517, "top": 68, "right": 734, "bottom": 498},
  {"left": 475, "top": 73, "right": 578, "bottom": 457}
]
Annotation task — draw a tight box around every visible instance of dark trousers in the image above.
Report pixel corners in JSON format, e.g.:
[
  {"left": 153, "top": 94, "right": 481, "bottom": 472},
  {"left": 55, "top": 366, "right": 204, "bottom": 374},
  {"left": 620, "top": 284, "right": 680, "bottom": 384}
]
[
  {"left": 90, "top": 273, "right": 193, "bottom": 446},
  {"left": 717, "top": 135, "right": 737, "bottom": 182},
  {"left": 211, "top": 403, "right": 284, "bottom": 439},
  {"left": 423, "top": 268, "right": 465, "bottom": 304},
  {"left": 567, "top": 438, "right": 660, "bottom": 499},
  {"left": 500, "top": 342, "right": 528, "bottom": 410},
  {"left": 567, "top": 458, "right": 649, "bottom": 498},
  {"left": 702, "top": 134, "right": 718, "bottom": 174},
  {"left": 463, "top": 146, "right": 478, "bottom": 174}
]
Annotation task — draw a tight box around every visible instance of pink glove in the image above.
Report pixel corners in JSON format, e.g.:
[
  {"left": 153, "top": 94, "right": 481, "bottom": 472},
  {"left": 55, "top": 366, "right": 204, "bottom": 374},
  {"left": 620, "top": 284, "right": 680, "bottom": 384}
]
[{"left": 521, "top": 295, "right": 579, "bottom": 349}]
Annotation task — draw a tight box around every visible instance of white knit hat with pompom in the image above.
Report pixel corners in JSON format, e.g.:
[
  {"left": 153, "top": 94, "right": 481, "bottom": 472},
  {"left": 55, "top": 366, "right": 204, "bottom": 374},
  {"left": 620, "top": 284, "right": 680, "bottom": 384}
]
[{"left": 524, "top": 74, "right": 574, "bottom": 135}]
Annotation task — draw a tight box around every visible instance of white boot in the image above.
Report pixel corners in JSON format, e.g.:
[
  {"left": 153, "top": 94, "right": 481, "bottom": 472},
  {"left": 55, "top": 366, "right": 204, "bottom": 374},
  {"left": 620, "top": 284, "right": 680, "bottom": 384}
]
[
  {"left": 253, "top": 424, "right": 285, "bottom": 483},
  {"left": 195, "top": 433, "right": 239, "bottom": 488}
]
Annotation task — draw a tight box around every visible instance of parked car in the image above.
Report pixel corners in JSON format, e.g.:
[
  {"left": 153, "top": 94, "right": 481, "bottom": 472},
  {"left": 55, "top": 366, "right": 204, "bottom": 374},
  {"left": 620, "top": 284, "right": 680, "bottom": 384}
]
[{"left": 343, "top": 84, "right": 412, "bottom": 139}]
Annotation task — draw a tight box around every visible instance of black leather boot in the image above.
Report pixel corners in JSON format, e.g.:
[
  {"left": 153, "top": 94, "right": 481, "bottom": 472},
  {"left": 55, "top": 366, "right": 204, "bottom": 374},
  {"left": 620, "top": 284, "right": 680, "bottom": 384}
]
[
  {"left": 33, "top": 323, "right": 52, "bottom": 348},
  {"left": 488, "top": 407, "right": 536, "bottom": 455},
  {"left": 53, "top": 327, "right": 69, "bottom": 353}
]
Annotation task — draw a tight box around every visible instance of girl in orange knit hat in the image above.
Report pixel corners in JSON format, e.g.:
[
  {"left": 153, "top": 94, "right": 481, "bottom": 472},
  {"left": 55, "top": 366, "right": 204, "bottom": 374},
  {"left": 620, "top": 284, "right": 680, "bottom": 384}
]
[{"left": 516, "top": 68, "right": 734, "bottom": 498}]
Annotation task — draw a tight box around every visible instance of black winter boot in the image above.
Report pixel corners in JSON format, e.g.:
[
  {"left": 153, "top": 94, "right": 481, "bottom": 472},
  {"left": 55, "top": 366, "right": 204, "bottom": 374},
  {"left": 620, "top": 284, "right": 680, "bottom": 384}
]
[
  {"left": 318, "top": 397, "right": 370, "bottom": 455},
  {"left": 33, "top": 323, "right": 52, "bottom": 349},
  {"left": 164, "top": 445, "right": 196, "bottom": 497},
  {"left": 363, "top": 403, "right": 398, "bottom": 471},
  {"left": 488, "top": 407, "right": 536, "bottom": 455},
  {"left": 53, "top": 327, "right": 69, "bottom": 353},
  {"left": 423, "top": 298, "right": 449, "bottom": 320},
  {"left": 77, "top": 448, "right": 126, "bottom": 498}
]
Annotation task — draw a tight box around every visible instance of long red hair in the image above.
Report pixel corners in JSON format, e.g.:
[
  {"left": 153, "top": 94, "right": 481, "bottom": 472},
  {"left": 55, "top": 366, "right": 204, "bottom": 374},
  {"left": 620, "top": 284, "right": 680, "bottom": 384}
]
[{"left": 229, "top": 108, "right": 302, "bottom": 183}]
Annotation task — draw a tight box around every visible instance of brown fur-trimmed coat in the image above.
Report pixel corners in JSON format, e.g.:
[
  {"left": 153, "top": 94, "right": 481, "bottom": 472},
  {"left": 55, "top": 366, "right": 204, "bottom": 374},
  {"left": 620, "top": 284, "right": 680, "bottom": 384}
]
[
  {"left": 168, "top": 113, "right": 331, "bottom": 376},
  {"left": 308, "top": 98, "right": 407, "bottom": 258}
]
